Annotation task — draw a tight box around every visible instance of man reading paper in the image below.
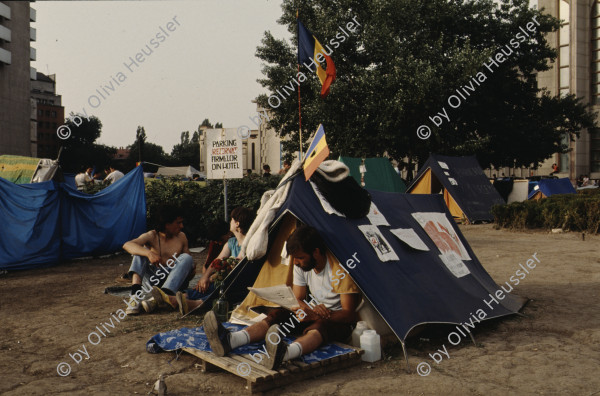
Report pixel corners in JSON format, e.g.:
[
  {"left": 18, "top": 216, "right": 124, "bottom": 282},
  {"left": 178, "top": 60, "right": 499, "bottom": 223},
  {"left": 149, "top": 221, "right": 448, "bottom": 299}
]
[{"left": 204, "top": 225, "right": 360, "bottom": 370}]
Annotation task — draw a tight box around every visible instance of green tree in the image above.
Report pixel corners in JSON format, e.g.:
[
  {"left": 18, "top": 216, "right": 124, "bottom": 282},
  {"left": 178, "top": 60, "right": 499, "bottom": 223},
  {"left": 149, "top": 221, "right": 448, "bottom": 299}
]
[
  {"left": 171, "top": 130, "right": 200, "bottom": 168},
  {"left": 255, "top": 0, "right": 596, "bottom": 169},
  {"left": 125, "top": 126, "right": 171, "bottom": 172},
  {"left": 59, "top": 114, "right": 116, "bottom": 173},
  {"left": 198, "top": 119, "right": 223, "bottom": 129}
]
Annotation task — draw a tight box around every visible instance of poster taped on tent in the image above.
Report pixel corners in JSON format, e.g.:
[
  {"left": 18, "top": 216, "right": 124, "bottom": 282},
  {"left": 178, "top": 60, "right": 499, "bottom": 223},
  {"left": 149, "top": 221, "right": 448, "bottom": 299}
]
[
  {"left": 439, "top": 251, "right": 470, "bottom": 278},
  {"left": 357, "top": 225, "right": 398, "bottom": 262},
  {"left": 367, "top": 202, "right": 389, "bottom": 226},
  {"left": 411, "top": 212, "right": 471, "bottom": 260},
  {"left": 390, "top": 228, "right": 429, "bottom": 251}
]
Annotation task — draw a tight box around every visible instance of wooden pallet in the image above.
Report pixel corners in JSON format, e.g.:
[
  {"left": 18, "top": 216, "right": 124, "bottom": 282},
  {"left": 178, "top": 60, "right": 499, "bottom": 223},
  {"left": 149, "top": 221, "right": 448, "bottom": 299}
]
[{"left": 182, "top": 342, "right": 364, "bottom": 393}]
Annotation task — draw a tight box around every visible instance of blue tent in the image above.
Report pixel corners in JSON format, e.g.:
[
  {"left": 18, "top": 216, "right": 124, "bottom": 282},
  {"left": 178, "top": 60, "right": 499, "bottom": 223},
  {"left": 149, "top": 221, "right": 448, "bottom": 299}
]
[
  {"left": 408, "top": 154, "right": 505, "bottom": 223},
  {"left": 220, "top": 171, "right": 526, "bottom": 345},
  {"left": 0, "top": 167, "right": 146, "bottom": 270},
  {"left": 528, "top": 178, "right": 576, "bottom": 200}
]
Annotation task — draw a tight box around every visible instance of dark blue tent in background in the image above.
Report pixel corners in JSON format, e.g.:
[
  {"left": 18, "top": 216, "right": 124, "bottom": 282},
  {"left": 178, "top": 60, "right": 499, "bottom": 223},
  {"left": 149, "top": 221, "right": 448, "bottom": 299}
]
[
  {"left": 528, "top": 178, "right": 576, "bottom": 200},
  {"left": 222, "top": 170, "right": 526, "bottom": 351},
  {"left": 0, "top": 166, "right": 146, "bottom": 270},
  {"left": 407, "top": 154, "right": 505, "bottom": 223}
]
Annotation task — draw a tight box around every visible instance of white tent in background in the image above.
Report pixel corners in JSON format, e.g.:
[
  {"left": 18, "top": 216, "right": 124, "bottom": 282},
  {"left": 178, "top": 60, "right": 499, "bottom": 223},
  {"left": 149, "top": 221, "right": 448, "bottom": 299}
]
[{"left": 155, "top": 166, "right": 203, "bottom": 179}]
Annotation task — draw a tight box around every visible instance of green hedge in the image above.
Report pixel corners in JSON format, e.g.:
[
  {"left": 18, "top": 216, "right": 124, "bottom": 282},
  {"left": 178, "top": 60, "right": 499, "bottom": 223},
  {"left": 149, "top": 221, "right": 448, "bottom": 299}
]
[
  {"left": 491, "top": 189, "right": 600, "bottom": 234},
  {"left": 144, "top": 176, "right": 282, "bottom": 245}
]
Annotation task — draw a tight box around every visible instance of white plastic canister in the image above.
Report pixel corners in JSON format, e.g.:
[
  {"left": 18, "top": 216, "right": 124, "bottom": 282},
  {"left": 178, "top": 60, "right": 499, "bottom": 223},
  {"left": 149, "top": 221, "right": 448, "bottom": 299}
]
[
  {"left": 360, "top": 329, "right": 381, "bottom": 362},
  {"left": 351, "top": 321, "right": 369, "bottom": 347}
]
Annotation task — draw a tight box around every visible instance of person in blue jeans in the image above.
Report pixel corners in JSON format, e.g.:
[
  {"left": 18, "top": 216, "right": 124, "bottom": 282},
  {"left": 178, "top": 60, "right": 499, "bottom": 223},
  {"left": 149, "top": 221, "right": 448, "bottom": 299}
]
[
  {"left": 156, "top": 207, "right": 254, "bottom": 315},
  {"left": 122, "top": 205, "right": 195, "bottom": 315}
]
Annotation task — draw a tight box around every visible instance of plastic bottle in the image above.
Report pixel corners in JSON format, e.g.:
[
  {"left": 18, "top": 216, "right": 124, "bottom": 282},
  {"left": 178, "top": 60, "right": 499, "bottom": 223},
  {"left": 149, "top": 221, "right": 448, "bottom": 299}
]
[
  {"left": 351, "top": 321, "right": 369, "bottom": 347},
  {"left": 360, "top": 329, "right": 381, "bottom": 362}
]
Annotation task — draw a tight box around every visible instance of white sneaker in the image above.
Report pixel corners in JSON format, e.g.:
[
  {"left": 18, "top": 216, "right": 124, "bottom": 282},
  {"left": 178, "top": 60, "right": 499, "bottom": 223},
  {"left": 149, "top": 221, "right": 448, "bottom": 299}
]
[{"left": 125, "top": 296, "right": 142, "bottom": 315}]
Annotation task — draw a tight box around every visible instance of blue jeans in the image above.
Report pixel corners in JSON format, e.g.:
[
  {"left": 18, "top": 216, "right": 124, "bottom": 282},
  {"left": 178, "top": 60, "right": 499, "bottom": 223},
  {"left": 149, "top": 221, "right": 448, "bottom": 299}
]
[
  {"left": 128, "top": 253, "right": 194, "bottom": 295},
  {"left": 185, "top": 283, "right": 215, "bottom": 301}
]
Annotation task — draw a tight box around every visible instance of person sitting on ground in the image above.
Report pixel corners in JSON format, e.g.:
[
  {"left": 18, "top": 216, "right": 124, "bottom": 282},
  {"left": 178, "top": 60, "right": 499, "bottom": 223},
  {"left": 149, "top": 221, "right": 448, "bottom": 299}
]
[
  {"left": 204, "top": 225, "right": 361, "bottom": 370},
  {"left": 75, "top": 166, "right": 93, "bottom": 190},
  {"left": 278, "top": 160, "right": 291, "bottom": 175},
  {"left": 104, "top": 165, "right": 125, "bottom": 185},
  {"left": 122, "top": 205, "right": 195, "bottom": 315},
  {"left": 582, "top": 174, "right": 590, "bottom": 187},
  {"left": 155, "top": 207, "right": 254, "bottom": 315}
]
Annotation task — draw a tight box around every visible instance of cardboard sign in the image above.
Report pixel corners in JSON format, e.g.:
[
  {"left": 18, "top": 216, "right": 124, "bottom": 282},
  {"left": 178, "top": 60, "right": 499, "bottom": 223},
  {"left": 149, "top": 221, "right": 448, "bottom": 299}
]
[{"left": 206, "top": 129, "right": 243, "bottom": 179}]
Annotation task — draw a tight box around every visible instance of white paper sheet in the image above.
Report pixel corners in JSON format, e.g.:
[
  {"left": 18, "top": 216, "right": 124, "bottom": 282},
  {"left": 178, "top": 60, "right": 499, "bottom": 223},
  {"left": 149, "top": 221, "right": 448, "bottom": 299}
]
[
  {"left": 411, "top": 212, "right": 471, "bottom": 260},
  {"left": 367, "top": 202, "right": 390, "bottom": 226},
  {"left": 280, "top": 241, "right": 289, "bottom": 265},
  {"left": 439, "top": 251, "right": 470, "bottom": 278},
  {"left": 358, "top": 225, "right": 399, "bottom": 262},
  {"left": 390, "top": 228, "right": 429, "bottom": 251},
  {"left": 248, "top": 285, "right": 298, "bottom": 309}
]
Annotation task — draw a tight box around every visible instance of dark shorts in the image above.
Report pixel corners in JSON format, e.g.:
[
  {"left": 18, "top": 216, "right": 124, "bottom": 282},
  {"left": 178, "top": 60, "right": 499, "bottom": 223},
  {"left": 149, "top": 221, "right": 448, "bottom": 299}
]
[{"left": 265, "top": 308, "right": 354, "bottom": 345}]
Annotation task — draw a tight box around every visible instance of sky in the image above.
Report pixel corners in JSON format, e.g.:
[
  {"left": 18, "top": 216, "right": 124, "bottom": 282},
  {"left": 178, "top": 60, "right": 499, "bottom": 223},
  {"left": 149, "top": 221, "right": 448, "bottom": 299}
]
[{"left": 32, "top": 0, "right": 291, "bottom": 152}]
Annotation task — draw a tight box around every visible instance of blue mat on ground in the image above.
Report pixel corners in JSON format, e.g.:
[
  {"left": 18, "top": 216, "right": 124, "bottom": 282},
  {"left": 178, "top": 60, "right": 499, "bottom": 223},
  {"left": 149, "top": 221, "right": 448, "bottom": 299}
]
[{"left": 146, "top": 323, "right": 354, "bottom": 364}]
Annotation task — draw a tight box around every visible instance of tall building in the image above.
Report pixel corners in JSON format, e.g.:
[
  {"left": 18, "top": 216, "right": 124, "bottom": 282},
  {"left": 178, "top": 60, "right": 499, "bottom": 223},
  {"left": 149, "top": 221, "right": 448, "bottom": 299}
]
[
  {"left": 538, "top": 0, "right": 600, "bottom": 180},
  {"left": 0, "top": 1, "right": 36, "bottom": 156},
  {"left": 31, "top": 72, "right": 63, "bottom": 159}
]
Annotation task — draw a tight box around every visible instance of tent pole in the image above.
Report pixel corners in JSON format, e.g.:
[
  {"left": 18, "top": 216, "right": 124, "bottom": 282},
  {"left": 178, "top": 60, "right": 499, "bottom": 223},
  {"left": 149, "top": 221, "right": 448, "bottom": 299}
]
[
  {"left": 400, "top": 341, "right": 410, "bottom": 373},
  {"left": 468, "top": 332, "right": 476, "bottom": 346},
  {"left": 224, "top": 178, "right": 228, "bottom": 222}
]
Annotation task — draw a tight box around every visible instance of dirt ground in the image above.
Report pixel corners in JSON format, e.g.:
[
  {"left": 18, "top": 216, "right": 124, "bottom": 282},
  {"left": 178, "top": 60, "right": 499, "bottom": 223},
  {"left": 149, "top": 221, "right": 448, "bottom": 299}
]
[{"left": 1, "top": 224, "right": 599, "bottom": 396}]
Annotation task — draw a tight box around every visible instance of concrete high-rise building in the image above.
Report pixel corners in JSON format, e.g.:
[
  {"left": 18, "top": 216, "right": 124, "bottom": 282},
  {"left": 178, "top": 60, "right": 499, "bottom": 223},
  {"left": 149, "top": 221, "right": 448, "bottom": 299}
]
[
  {"left": 0, "top": 1, "right": 36, "bottom": 156},
  {"left": 538, "top": 0, "right": 600, "bottom": 180},
  {"left": 31, "top": 72, "right": 64, "bottom": 159}
]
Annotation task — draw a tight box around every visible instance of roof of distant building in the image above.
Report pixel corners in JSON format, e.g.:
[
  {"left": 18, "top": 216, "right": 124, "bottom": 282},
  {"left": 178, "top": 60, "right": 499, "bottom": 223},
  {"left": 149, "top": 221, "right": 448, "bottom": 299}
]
[{"left": 35, "top": 72, "right": 55, "bottom": 83}]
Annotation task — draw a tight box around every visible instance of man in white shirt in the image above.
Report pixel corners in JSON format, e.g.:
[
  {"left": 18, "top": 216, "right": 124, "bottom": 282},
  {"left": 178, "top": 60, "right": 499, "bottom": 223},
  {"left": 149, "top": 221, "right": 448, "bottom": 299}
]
[
  {"left": 104, "top": 166, "right": 125, "bottom": 184},
  {"left": 74, "top": 167, "right": 93, "bottom": 190},
  {"left": 205, "top": 225, "right": 360, "bottom": 370}
]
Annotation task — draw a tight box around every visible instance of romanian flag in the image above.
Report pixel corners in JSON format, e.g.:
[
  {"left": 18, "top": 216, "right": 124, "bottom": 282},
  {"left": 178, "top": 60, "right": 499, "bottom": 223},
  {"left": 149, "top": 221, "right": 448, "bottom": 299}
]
[
  {"left": 298, "top": 20, "right": 336, "bottom": 97},
  {"left": 303, "top": 124, "right": 330, "bottom": 180}
]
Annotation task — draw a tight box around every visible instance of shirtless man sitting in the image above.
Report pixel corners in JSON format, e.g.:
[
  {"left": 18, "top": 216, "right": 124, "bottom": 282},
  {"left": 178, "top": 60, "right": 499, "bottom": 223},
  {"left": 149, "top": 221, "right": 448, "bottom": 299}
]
[{"left": 122, "top": 205, "right": 194, "bottom": 315}]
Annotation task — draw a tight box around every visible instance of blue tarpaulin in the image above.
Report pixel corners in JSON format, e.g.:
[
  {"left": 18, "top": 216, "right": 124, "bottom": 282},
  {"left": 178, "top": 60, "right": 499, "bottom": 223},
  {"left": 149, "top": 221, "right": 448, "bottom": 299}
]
[
  {"left": 0, "top": 167, "right": 146, "bottom": 270},
  {"left": 147, "top": 323, "right": 354, "bottom": 363}
]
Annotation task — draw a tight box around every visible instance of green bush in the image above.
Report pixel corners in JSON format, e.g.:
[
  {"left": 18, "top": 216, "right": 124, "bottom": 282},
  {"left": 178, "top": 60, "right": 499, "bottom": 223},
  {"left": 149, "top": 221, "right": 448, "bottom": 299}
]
[
  {"left": 144, "top": 176, "right": 282, "bottom": 245},
  {"left": 492, "top": 190, "right": 600, "bottom": 234}
]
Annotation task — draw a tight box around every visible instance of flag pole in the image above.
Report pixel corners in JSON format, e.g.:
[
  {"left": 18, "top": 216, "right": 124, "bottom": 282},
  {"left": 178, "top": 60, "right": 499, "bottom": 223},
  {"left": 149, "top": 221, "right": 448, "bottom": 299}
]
[
  {"left": 297, "top": 9, "right": 303, "bottom": 160},
  {"left": 298, "top": 63, "right": 303, "bottom": 160}
]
